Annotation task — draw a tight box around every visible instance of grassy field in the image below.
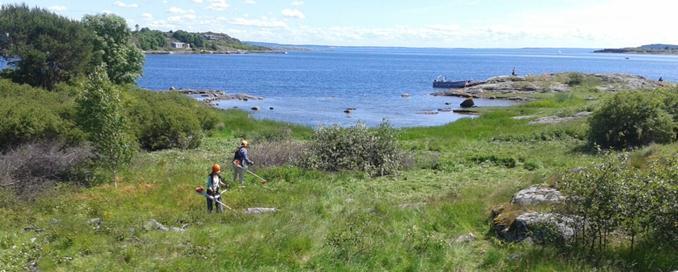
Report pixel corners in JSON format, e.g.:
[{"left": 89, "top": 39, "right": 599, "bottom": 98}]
[{"left": 1, "top": 87, "right": 676, "bottom": 271}]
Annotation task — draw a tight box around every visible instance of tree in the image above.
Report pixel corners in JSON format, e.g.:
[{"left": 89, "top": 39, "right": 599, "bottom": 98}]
[
  {"left": 83, "top": 14, "right": 144, "bottom": 85},
  {"left": 0, "top": 4, "right": 95, "bottom": 89},
  {"left": 77, "top": 66, "right": 136, "bottom": 186}
]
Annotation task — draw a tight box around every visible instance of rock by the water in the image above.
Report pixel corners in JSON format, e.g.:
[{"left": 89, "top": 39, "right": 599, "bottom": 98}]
[
  {"left": 460, "top": 98, "right": 475, "bottom": 108},
  {"left": 512, "top": 186, "right": 565, "bottom": 206},
  {"left": 269, "top": 107, "right": 274, "bottom": 110},
  {"left": 432, "top": 73, "right": 664, "bottom": 100},
  {"left": 452, "top": 109, "right": 479, "bottom": 115},
  {"left": 251, "top": 106, "right": 260, "bottom": 111},
  {"left": 437, "top": 108, "right": 453, "bottom": 112},
  {"left": 401, "top": 93, "right": 411, "bottom": 97},
  {"left": 169, "top": 86, "right": 176, "bottom": 91},
  {"left": 143, "top": 219, "right": 169, "bottom": 232},
  {"left": 245, "top": 208, "right": 278, "bottom": 215}
]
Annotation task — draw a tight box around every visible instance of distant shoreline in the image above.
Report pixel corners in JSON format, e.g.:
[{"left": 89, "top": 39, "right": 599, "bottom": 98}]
[
  {"left": 594, "top": 44, "right": 678, "bottom": 55},
  {"left": 144, "top": 50, "right": 287, "bottom": 55}
]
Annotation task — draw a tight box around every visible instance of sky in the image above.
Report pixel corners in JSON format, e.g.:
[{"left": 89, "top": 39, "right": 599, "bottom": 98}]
[{"left": 3, "top": 0, "right": 677, "bottom": 48}]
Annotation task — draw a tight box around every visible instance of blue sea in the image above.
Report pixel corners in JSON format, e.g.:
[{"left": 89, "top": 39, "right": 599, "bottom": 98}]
[{"left": 122, "top": 47, "right": 678, "bottom": 127}]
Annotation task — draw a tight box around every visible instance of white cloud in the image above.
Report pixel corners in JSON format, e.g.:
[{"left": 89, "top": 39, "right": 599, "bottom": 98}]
[
  {"left": 281, "top": 8, "right": 304, "bottom": 19},
  {"left": 224, "top": 17, "right": 288, "bottom": 28},
  {"left": 209, "top": 0, "right": 230, "bottom": 11},
  {"left": 114, "top": 1, "right": 139, "bottom": 8},
  {"left": 291, "top": 0, "right": 303, "bottom": 6},
  {"left": 168, "top": 6, "right": 194, "bottom": 14},
  {"left": 48, "top": 5, "right": 67, "bottom": 12},
  {"left": 167, "top": 6, "right": 196, "bottom": 22}
]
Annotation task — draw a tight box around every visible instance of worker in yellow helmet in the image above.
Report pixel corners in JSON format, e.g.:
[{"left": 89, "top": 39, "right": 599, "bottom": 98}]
[{"left": 232, "top": 140, "right": 255, "bottom": 186}]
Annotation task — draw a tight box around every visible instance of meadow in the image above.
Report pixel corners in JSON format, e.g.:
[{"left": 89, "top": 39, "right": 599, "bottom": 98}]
[{"left": 1, "top": 86, "right": 676, "bottom": 271}]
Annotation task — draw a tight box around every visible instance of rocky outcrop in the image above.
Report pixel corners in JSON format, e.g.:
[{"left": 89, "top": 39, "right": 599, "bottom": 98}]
[
  {"left": 528, "top": 112, "right": 592, "bottom": 125},
  {"left": 512, "top": 186, "right": 565, "bottom": 206},
  {"left": 433, "top": 73, "right": 664, "bottom": 100}
]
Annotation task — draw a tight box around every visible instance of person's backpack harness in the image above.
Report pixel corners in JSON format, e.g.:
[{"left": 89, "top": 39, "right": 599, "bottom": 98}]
[{"left": 232, "top": 147, "right": 243, "bottom": 165}]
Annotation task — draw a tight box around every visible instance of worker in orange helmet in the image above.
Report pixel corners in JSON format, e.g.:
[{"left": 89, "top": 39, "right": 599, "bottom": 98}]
[{"left": 205, "top": 163, "right": 227, "bottom": 213}]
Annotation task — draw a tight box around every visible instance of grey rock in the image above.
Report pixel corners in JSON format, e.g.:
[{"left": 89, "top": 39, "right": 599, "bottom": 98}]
[
  {"left": 251, "top": 106, "right": 260, "bottom": 111},
  {"left": 245, "top": 208, "right": 278, "bottom": 215},
  {"left": 460, "top": 98, "right": 475, "bottom": 108},
  {"left": 143, "top": 219, "right": 169, "bottom": 232},
  {"left": 454, "top": 233, "right": 477, "bottom": 244},
  {"left": 496, "top": 212, "right": 578, "bottom": 243},
  {"left": 88, "top": 218, "right": 103, "bottom": 230},
  {"left": 512, "top": 186, "right": 565, "bottom": 206}
]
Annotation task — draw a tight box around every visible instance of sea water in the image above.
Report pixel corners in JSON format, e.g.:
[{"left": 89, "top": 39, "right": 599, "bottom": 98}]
[{"left": 136, "top": 47, "right": 678, "bottom": 127}]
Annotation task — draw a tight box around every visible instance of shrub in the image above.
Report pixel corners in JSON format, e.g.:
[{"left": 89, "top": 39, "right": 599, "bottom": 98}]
[
  {"left": 123, "top": 88, "right": 219, "bottom": 151},
  {"left": 0, "top": 80, "right": 84, "bottom": 149},
  {"left": 306, "top": 122, "right": 402, "bottom": 176},
  {"left": 560, "top": 154, "right": 677, "bottom": 252},
  {"left": 588, "top": 91, "right": 675, "bottom": 149},
  {"left": 249, "top": 140, "right": 306, "bottom": 168},
  {"left": 0, "top": 141, "right": 92, "bottom": 199}
]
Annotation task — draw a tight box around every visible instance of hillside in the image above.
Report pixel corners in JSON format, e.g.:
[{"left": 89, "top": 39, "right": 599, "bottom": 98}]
[
  {"left": 132, "top": 27, "right": 270, "bottom": 53},
  {"left": 594, "top": 44, "right": 678, "bottom": 55}
]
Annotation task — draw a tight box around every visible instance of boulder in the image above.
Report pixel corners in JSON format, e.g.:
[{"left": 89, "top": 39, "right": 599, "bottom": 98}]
[
  {"left": 508, "top": 212, "right": 577, "bottom": 243},
  {"left": 460, "top": 98, "right": 475, "bottom": 108},
  {"left": 401, "top": 93, "right": 411, "bottom": 97},
  {"left": 511, "top": 186, "right": 565, "bottom": 206},
  {"left": 251, "top": 106, "right": 260, "bottom": 111}
]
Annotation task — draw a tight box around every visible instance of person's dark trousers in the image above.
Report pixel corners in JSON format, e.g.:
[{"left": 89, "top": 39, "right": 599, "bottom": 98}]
[{"left": 206, "top": 194, "right": 224, "bottom": 213}]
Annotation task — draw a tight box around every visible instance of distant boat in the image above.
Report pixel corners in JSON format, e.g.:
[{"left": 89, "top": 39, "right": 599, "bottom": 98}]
[{"left": 433, "top": 75, "right": 468, "bottom": 88}]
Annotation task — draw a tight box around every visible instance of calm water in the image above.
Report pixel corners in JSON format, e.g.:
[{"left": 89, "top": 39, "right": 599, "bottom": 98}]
[{"left": 137, "top": 47, "right": 678, "bottom": 127}]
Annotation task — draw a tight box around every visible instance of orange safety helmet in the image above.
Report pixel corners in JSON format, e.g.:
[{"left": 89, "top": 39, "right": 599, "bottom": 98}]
[{"left": 212, "top": 163, "right": 221, "bottom": 173}]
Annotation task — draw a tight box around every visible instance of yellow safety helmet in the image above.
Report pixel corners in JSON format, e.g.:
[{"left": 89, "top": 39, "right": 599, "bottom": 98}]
[{"left": 241, "top": 140, "right": 249, "bottom": 147}]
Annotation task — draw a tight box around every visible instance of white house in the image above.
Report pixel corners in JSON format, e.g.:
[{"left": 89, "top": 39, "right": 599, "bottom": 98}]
[{"left": 171, "top": 42, "right": 190, "bottom": 49}]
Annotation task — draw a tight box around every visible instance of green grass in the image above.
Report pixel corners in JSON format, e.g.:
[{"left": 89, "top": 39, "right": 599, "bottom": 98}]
[{"left": 1, "top": 89, "right": 676, "bottom": 271}]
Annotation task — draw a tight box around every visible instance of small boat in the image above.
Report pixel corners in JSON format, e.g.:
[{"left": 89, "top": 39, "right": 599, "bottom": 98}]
[{"left": 433, "top": 76, "right": 469, "bottom": 89}]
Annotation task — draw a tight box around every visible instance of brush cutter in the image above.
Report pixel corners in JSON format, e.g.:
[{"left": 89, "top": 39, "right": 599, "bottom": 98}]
[
  {"left": 195, "top": 186, "right": 234, "bottom": 211},
  {"left": 232, "top": 161, "right": 269, "bottom": 184}
]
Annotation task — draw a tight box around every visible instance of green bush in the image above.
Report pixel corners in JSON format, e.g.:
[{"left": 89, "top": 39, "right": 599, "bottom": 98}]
[
  {"left": 588, "top": 91, "right": 675, "bottom": 149},
  {"left": 0, "top": 80, "right": 84, "bottom": 149},
  {"left": 123, "top": 88, "right": 219, "bottom": 151},
  {"left": 560, "top": 154, "right": 677, "bottom": 252},
  {"left": 306, "top": 122, "right": 401, "bottom": 176}
]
